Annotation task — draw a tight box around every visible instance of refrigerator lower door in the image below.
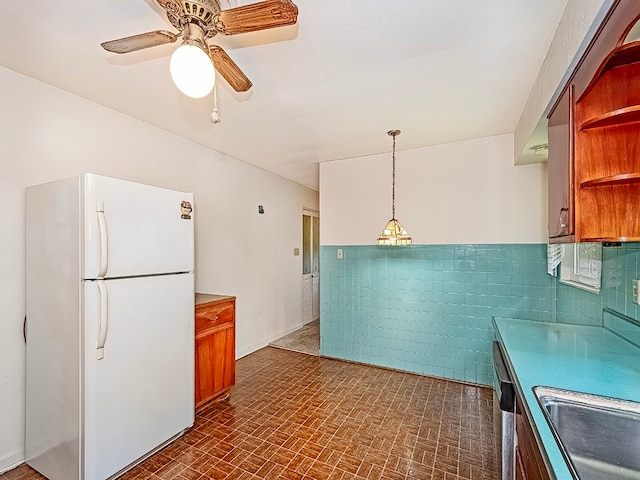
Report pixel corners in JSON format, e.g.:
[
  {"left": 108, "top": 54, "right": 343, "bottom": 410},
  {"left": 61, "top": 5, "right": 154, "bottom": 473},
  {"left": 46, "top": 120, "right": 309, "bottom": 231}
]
[
  {"left": 83, "top": 273, "right": 194, "bottom": 480},
  {"left": 82, "top": 173, "right": 194, "bottom": 280}
]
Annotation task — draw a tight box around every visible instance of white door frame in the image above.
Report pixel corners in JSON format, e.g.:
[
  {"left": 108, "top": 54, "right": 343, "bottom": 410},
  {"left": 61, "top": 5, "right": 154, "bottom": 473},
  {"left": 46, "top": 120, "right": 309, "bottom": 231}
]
[{"left": 302, "top": 208, "right": 319, "bottom": 324}]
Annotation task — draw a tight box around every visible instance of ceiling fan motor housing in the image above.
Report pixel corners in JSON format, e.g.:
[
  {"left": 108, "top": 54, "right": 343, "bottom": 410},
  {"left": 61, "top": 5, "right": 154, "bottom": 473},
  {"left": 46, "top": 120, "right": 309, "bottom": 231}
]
[{"left": 156, "top": 0, "right": 222, "bottom": 37}]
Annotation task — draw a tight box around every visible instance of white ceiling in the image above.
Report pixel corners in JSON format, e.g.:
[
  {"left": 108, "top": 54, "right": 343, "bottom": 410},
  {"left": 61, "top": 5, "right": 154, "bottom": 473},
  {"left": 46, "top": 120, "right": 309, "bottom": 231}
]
[{"left": 0, "top": 0, "right": 568, "bottom": 190}]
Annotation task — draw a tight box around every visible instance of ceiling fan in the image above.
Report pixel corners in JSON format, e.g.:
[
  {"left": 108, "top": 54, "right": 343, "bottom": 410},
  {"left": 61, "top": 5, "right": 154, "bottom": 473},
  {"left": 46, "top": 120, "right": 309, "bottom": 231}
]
[{"left": 101, "top": 0, "right": 299, "bottom": 98}]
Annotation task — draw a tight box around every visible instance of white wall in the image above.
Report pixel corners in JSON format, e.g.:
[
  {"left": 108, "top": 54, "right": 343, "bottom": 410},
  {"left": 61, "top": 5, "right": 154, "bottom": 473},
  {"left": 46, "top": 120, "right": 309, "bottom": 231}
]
[
  {"left": 515, "top": 0, "right": 612, "bottom": 164},
  {"left": 0, "top": 67, "right": 318, "bottom": 471},
  {"left": 320, "top": 134, "right": 546, "bottom": 246}
]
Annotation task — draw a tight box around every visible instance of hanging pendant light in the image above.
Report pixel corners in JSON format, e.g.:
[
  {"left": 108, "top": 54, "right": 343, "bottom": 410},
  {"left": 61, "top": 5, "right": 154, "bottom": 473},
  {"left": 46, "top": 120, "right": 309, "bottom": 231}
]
[{"left": 377, "top": 130, "right": 412, "bottom": 246}]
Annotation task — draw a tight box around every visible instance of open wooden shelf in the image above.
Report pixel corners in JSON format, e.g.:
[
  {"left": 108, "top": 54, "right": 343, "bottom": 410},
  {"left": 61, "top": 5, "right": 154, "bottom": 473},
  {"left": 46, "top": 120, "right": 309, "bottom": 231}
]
[
  {"left": 580, "top": 173, "right": 640, "bottom": 188},
  {"left": 600, "top": 41, "right": 640, "bottom": 75},
  {"left": 578, "top": 42, "right": 640, "bottom": 102},
  {"left": 581, "top": 105, "right": 640, "bottom": 130}
]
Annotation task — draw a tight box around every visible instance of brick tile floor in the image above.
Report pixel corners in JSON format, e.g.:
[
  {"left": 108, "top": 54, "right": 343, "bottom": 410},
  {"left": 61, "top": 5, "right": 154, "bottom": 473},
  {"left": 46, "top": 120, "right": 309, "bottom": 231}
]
[{"left": 2, "top": 347, "right": 498, "bottom": 479}]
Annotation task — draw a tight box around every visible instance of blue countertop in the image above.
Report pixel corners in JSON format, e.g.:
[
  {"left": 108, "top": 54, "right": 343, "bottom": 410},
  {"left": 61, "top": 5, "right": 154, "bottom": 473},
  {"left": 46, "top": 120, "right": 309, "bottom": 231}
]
[{"left": 493, "top": 317, "right": 640, "bottom": 480}]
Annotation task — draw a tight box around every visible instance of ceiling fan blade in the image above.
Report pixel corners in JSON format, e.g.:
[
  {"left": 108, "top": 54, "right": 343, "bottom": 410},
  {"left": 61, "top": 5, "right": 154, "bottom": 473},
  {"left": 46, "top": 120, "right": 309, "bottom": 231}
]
[
  {"left": 101, "top": 30, "right": 178, "bottom": 54},
  {"left": 215, "top": 0, "right": 298, "bottom": 35},
  {"left": 209, "top": 46, "right": 253, "bottom": 92}
]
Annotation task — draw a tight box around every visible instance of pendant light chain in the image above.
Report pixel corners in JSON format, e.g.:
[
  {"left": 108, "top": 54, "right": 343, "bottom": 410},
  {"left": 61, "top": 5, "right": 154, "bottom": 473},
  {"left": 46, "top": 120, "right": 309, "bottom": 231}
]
[
  {"left": 392, "top": 131, "right": 396, "bottom": 220},
  {"left": 211, "top": 82, "right": 220, "bottom": 124}
]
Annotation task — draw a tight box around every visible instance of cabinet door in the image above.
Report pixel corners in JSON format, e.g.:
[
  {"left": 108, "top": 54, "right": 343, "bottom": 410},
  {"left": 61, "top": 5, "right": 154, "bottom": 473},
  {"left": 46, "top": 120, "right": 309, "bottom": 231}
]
[
  {"left": 548, "top": 85, "right": 574, "bottom": 240},
  {"left": 515, "top": 397, "right": 551, "bottom": 480},
  {"left": 515, "top": 447, "right": 527, "bottom": 480},
  {"left": 195, "top": 324, "right": 235, "bottom": 407}
]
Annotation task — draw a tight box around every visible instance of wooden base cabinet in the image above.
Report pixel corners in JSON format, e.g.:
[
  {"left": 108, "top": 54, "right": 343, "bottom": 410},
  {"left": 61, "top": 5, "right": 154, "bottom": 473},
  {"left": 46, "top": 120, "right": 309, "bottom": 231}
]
[
  {"left": 515, "top": 395, "right": 551, "bottom": 480},
  {"left": 195, "top": 294, "right": 236, "bottom": 411}
]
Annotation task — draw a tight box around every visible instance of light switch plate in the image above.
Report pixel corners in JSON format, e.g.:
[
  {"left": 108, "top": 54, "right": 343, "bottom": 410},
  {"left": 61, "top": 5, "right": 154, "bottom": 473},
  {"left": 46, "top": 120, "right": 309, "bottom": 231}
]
[
  {"left": 633, "top": 279, "right": 639, "bottom": 305},
  {"left": 337, "top": 248, "right": 343, "bottom": 259}
]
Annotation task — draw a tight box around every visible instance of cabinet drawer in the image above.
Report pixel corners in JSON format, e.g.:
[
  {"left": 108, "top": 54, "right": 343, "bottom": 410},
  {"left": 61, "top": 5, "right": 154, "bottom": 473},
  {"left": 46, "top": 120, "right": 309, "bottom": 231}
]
[{"left": 195, "top": 300, "right": 234, "bottom": 332}]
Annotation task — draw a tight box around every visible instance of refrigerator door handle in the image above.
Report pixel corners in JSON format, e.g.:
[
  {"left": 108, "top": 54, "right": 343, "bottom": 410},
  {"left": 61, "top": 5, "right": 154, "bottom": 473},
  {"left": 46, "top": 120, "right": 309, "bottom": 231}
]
[
  {"left": 97, "top": 279, "right": 109, "bottom": 360},
  {"left": 97, "top": 200, "right": 108, "bottom": 278}
]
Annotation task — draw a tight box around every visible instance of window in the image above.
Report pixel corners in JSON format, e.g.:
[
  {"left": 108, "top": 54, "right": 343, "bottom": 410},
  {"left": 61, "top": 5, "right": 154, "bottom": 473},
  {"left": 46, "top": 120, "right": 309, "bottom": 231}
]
[{"left": 560, "top": 243, "right": 602, "bottom": 293}]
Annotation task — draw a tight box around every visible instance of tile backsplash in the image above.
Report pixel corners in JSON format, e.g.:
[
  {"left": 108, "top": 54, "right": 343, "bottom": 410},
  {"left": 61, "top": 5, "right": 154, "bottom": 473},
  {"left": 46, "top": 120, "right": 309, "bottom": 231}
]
[
  {"left": 557, "top": 243, "right": 640, "bottom": 324},
  {"left": 320, "top": 243, "right": 640, "bottom": 387},
  {"left": 604, "top": 309, "right": 640, "bottom": 349}
]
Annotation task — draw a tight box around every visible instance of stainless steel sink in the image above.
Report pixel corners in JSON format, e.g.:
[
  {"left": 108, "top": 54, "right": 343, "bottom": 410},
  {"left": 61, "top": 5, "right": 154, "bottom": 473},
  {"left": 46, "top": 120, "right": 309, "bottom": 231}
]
[{"left": 534, "top": 386, "right": 640, "bottom": 480}]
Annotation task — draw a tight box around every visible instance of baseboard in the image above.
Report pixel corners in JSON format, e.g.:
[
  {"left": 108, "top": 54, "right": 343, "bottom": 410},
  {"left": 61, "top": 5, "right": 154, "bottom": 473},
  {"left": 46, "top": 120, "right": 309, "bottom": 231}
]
[
  {"left": 319, "top": 353, "right": 493, "bottom": 389},
  {"left": 0, "top": 448, "right": 25, "bottom": 474},
  {"left": 236, "top": 322, "right": 304, "bottom": 359}
]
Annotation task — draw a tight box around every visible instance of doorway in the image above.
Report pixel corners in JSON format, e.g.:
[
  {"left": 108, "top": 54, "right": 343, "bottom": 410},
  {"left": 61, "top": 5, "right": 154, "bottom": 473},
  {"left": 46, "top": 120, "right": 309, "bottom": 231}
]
[
  {"left": 302, "top": 209, "right": 319, "bottom": 325},
  {"left": 267, "top": 208, "right": 320, "bottom": 356}
]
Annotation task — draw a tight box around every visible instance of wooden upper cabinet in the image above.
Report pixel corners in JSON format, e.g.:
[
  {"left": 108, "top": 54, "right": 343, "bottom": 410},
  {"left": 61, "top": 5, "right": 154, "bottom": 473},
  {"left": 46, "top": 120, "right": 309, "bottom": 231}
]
[
  {"left": 548, "top": 5, "right": 640, "bottom": 243},
  {"left": 548, "top": 85, "right": 575, "bottom": 241}
]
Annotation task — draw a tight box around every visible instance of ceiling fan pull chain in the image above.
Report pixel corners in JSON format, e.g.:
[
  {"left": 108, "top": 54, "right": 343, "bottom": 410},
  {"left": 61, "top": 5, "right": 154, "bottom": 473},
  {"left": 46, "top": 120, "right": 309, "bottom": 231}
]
[{"left": 211, "top": 82, "right": 220, "bottom": 124}]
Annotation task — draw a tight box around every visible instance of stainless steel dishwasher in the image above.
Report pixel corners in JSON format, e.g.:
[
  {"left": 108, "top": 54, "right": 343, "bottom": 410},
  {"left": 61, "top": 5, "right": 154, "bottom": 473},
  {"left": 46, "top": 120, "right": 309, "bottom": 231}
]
[{"left": 493, "top": 341, "right": 515, "bottom": 480}]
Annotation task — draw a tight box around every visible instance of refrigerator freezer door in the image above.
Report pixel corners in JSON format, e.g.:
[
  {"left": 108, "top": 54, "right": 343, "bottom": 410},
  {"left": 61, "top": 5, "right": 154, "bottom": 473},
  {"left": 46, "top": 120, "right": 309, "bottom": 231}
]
[
  {"left": 83, "top": 273, "right": 194, "bottom": 480},
  {"left": 82, "top": 173, "right": 194, "bottom": 280}
]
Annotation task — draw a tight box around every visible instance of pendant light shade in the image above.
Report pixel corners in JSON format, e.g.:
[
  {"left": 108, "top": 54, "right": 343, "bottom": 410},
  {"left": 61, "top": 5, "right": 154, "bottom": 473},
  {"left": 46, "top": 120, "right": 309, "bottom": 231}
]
[
  {"left": 377, "top": 219, "right": 412, "bottom": 245},
  {"left": 377, "top": 130, "right": 412, "bottom": 246}
]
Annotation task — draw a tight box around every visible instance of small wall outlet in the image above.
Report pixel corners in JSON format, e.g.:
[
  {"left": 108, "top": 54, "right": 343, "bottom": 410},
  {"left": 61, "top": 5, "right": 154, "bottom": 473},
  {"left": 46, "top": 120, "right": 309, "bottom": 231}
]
[
  {"left": 634, "top": 279, "right": 640, "bottom": 305},
  {"left": 337, "top": 248, "right": 343, "bottom": 259}
]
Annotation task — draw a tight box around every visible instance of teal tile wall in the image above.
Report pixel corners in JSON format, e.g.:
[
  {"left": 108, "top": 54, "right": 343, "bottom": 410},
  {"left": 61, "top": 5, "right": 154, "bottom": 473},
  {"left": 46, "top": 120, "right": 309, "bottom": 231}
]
[
  {"left": 557, "top": 243, "right": 640, "bottom": 324},
  {"left": 320, "top": 244, "right": 556, "bottom": 386}
]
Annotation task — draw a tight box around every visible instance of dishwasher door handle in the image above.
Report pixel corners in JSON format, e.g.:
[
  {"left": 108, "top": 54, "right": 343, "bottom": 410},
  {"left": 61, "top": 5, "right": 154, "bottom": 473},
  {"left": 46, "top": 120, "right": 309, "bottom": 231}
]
[
  {"left": 493, "top": 341, "right": 515, "bottom": 411},
  {"left": 493, "top": 342, "right": 512, "bottom": 385}
]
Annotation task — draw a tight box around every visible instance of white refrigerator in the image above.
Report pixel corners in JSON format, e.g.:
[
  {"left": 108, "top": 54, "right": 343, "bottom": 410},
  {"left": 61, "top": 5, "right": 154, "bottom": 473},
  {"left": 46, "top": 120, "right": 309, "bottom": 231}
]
[{"left": 25, "top": 173, "right": 195, "bottom": 480}]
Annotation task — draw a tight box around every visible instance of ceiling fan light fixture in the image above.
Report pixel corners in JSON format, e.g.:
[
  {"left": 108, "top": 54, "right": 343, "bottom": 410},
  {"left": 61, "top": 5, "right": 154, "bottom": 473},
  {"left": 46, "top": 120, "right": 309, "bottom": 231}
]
[
  {"left": 102, "top": 0, "right": 300, "bottom": 96},
  {"left": 170, "top": 40, "right": 216, "bottom": 98}
]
